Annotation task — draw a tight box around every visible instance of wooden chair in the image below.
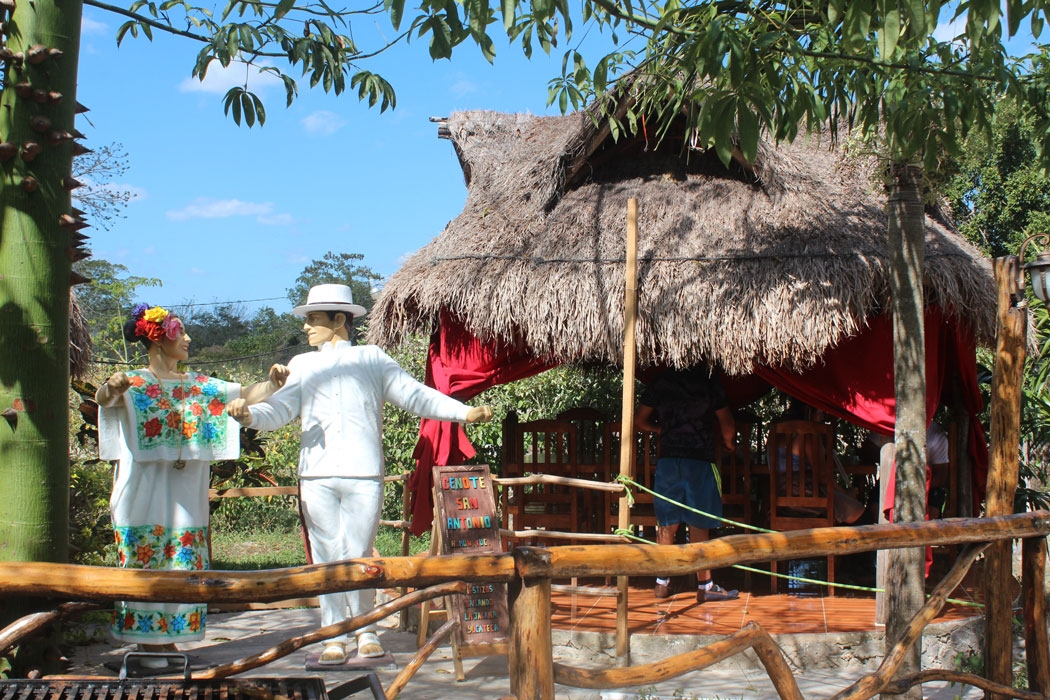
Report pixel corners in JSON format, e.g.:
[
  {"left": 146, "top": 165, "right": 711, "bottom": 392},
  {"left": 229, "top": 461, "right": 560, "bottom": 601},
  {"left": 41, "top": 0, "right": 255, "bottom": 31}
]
[
  {"left": 766, "top": 419, "right": 837, "bottom": 595},
  {"left": 556, "top": 407, "right": 609, "bottom": 533},
  {"left": 500, "top": 418, "right": 578, "bottom": 546}
]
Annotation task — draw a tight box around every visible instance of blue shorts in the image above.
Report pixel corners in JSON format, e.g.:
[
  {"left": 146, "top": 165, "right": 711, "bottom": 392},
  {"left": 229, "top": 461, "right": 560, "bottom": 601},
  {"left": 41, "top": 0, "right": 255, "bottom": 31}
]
[{"left": 652, "top": 457, "right": 722, "bottom": 529}]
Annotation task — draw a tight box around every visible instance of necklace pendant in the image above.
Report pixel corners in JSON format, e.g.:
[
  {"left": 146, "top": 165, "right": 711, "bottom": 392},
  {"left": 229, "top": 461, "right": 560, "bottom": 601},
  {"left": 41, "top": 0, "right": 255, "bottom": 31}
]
[{"left": 173, "top": 459, "right": 187, "bottom": 470}]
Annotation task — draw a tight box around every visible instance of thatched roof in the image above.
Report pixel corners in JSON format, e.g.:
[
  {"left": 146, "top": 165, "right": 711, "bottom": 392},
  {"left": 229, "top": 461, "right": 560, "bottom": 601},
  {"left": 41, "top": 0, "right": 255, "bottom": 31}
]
[{"left": 367, "top": 109, "right": 996, "bottom": 375}]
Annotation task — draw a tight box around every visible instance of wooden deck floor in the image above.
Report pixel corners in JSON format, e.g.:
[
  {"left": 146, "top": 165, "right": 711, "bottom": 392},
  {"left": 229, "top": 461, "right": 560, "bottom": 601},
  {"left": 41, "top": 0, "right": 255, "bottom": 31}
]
[{"left": 549, "top": 553, "right": 985, "bottom": 636}]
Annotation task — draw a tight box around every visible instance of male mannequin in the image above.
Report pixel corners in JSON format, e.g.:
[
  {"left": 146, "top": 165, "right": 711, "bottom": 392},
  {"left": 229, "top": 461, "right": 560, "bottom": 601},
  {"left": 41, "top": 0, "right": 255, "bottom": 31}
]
[{"left": 229, "top": 284, "right": 492, "bottom": 663}]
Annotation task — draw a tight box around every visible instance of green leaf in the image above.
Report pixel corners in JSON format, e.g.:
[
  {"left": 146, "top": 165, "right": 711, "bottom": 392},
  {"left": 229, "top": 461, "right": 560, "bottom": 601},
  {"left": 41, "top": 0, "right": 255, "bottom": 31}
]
[
  {"left": 877, "top": 9, "right": 900, "bottom": 60},
  {"left": 737, "top": 102, "right": 759, "bottom": 163},
  {"left": 116, "top": 21, "right": 134, "bottom": 45},
  {"left": 241, "top": 92, "right": 256, "bottom": 127},
  {"left": 282, "top": 74, "right": 297, "bottom": 107},
  {"left": 387, "top": 0, "right": 406, "bottom": 29},
  {"left": 500, "top": 0, "right": 516, "bottom": 32},
  {"left": 274, "top": 0, "right": 294, "bottom": 20}
]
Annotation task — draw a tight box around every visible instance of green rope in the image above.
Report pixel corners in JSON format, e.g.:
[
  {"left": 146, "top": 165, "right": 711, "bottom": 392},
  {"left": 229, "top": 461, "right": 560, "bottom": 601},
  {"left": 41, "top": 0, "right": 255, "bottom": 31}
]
[
  {"left": 616, "top": 474, "right": 775, "bottom": 533},
  {"left": 613, "top": 476, "right": 983, "bottom": 608}
]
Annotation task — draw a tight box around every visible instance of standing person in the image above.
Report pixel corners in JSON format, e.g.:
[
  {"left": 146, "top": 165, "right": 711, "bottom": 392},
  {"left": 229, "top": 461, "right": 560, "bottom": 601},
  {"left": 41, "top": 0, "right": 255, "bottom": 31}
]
[
  {"left": 634, "top": 365, "right": 740, "bottom": 603},
  {"left": 95, "top": 304, "right": 288, "bottom": 667},
  {"left": 228, "top": 284, "right": 494, "bottom": 664}
]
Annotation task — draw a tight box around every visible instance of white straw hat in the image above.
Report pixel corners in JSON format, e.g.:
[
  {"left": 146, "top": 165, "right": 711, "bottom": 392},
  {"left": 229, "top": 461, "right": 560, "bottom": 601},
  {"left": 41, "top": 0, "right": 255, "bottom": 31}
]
[{"left": 291, "top": 283, "right": 367, "bottom": 318}]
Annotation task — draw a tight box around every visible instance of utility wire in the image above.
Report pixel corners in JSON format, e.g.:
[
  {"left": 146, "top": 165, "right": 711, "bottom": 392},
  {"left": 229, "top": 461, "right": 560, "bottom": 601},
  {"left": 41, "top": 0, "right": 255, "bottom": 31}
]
[
  {"left": 165, "top": 296, "right": 288, "bottom": 309},
  {"left": 90, "top": 342, "right": 310, "bottom": 367}
]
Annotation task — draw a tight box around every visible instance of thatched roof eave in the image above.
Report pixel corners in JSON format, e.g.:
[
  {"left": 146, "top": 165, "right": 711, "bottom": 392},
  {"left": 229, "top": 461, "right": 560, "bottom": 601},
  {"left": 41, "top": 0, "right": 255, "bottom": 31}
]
[{"left": 367, "top": 109, "right": 997, "bottom": 376}]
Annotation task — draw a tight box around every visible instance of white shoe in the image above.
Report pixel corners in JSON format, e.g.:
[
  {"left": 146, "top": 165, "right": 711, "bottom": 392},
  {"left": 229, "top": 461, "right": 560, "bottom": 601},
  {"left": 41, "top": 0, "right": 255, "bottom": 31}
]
[
  {"left": 356, "top": 632, "right": 384, "bottom": 658},
  {"left": 318, "top": 642, "right": 347, "bottom": 665}
]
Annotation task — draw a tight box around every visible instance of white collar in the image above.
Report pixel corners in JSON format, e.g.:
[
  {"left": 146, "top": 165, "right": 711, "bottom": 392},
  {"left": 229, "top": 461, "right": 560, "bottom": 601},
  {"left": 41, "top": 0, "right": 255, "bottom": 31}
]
[{"left": 319, "top": 339, "right": 352, "bottom": 352}]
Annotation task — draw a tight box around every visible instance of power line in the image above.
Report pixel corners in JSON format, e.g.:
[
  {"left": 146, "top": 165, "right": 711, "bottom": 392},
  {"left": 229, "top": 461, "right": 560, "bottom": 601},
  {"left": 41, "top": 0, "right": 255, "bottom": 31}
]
[
  {"left": 90, "top": 342, "right": 310, "bottom": 368},
  {"left": 164, "top": 296, "right": 289, "bottom": 309}
]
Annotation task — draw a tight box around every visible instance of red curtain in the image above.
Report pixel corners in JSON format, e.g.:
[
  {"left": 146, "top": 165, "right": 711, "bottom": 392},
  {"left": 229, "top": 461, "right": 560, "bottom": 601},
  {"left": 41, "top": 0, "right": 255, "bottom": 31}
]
[
  {"left": 409, "top": 307, "right": 988, "bottom": 534},
  {"left": 407, "top": 311, "right": 556, "bottom": 534}
]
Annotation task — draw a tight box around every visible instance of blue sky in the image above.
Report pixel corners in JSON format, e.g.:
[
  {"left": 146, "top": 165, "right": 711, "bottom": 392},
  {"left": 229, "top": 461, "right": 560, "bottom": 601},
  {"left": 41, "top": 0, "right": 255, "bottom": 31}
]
[{"left": 77, "top": 8, "right": 610, "bottom": 314}]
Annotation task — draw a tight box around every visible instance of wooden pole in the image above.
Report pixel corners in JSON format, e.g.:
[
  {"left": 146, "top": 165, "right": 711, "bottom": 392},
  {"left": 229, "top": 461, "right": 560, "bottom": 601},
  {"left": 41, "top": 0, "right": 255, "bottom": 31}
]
[
  {"left": 509, "top": 549, "right": 554, "bottom": 700},
  {"left": 985, "top": 256, "right": 1028, "bottom": 699},
  {"left": 1022, "top": 535, "right": 1050, "bottom": 695},
  {"left": 616, "top": 197, "right": 639, "bottom": 667}
]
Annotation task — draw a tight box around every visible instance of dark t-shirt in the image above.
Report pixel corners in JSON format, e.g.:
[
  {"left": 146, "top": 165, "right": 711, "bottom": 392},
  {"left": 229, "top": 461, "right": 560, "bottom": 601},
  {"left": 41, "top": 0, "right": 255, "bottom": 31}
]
[{"left": 638, "top": 367, "right": 728, "bottom": 462}]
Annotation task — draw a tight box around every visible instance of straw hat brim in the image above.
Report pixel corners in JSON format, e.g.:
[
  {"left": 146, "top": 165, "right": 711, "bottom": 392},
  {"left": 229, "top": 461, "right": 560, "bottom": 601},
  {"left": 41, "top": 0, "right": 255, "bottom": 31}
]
[{"left": 292, "top": 302, "right": 367, "bottom": 318}]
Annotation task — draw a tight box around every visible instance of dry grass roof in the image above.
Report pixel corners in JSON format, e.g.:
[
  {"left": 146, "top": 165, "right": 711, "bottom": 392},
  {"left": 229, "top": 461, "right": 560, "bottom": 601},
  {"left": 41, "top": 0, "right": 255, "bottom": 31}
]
[{"left": 367, "top": 109, "right": 995, "bottom": 375}]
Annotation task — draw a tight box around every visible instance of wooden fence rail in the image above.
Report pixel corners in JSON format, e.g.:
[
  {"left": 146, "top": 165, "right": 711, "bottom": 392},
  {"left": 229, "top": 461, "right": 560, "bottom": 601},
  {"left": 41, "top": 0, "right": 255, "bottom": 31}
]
[{"left": 1, "top": 512, "right": 1048, "bottom": 700}]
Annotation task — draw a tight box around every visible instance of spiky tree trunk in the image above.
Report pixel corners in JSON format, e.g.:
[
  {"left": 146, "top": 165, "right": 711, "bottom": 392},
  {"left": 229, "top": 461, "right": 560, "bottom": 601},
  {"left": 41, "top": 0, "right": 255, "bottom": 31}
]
[
  {"left": 0, "top": 0, "right": 83, "bottom": 618},
  {"left": 882, "top": 162, "right": 928, "bottom": 700}
]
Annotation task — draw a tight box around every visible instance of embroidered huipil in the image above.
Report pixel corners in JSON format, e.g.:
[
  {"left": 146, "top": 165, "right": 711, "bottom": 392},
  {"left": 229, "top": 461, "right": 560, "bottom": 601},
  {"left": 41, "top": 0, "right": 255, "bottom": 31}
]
[
  {"left": 98, "top": 369, "right": 241, "bottom": 644},
  {"left": 246, "top": 342, "right": 470, "bottom": 477}
]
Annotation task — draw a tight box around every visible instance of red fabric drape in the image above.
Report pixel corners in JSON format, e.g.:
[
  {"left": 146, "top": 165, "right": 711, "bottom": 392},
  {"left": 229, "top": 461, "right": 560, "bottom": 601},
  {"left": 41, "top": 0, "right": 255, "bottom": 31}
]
[
  {"left": 409, "top": 308, "right": 988, "bottom": 534},
  {"left": 408, "top": 311, "right": 556, "bottom": 534}
]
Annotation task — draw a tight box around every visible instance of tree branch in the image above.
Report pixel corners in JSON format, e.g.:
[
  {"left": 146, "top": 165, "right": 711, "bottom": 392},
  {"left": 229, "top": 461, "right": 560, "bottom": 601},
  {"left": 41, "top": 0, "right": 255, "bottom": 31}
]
[
  {"left": 585, "top": 0, "right": 1011, "bottom": 83},
  {"left": 84, "top": 0, "right": 211, "bottom": 43}
]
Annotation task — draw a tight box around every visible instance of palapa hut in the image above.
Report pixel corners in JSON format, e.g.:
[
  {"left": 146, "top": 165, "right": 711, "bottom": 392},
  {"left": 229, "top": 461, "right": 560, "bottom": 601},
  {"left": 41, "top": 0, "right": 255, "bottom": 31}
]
[{"left": 366, "top": 108, "right": 997, "bottom": 534}]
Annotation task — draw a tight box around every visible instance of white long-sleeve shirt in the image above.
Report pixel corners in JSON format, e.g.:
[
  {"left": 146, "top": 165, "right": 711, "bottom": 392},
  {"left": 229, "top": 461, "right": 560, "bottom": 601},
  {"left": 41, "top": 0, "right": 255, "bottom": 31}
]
[{"left": 247, "top": 341, "right": 471, "bottom": 479}]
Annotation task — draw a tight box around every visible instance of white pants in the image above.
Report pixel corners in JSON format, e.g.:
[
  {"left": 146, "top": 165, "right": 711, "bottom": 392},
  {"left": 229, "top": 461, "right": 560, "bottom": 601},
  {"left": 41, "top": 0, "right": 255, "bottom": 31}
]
[{"left": 300, "top": 476, "right": 383, "bottom": 642}]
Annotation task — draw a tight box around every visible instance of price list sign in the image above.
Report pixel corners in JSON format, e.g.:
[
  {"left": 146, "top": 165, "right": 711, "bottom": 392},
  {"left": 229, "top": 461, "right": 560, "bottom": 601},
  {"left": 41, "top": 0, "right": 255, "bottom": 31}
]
[{"left": 432, "top": 464, "right": 509, "bottom": 647}]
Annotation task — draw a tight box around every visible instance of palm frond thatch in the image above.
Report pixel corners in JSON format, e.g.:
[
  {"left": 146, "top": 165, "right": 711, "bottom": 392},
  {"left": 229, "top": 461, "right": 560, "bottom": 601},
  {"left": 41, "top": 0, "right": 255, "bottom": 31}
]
[{"left": 368, "top": 109, "right": 995, "bottom": 375}]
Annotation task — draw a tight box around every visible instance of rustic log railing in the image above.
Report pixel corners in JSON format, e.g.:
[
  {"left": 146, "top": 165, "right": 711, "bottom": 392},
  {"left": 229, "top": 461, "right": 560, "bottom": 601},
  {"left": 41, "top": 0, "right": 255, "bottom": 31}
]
[{"left": 1, "top": 512, "right": 1048, "bottom": 700}]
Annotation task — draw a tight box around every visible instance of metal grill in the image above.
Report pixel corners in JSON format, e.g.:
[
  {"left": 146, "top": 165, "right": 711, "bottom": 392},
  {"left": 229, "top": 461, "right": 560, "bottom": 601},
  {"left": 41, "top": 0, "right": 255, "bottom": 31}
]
[
  {"left": 0, "top": 678, "right": 331, "bottom": 700},
  {"left": 0, "top": 676, "right": 384, "bottom": 700}
]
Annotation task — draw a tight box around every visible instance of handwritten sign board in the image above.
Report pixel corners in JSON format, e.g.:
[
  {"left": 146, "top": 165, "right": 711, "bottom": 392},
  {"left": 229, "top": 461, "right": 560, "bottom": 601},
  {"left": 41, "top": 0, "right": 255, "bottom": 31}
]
[{"left": 432, "top": 464, "right": 509, "bottom": 648}]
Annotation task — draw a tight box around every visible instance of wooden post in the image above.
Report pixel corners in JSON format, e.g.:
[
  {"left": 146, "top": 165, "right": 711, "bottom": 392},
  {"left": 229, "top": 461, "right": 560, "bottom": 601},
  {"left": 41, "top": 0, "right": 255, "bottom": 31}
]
[
  {"left": 614, "top": 197, "right": 639, "bottom": 667},
  {"left": 985, "top": 256, "right": 1028, "bottom": 699},
  {"left": 875, "top": 441, "right": 895, "bottom": 625},
  {"left": 1022, "top": 534, "right": 1050, "bottom": 695},
  {"left": 509, "top": 549, "right": 554, "bottom": 700}
]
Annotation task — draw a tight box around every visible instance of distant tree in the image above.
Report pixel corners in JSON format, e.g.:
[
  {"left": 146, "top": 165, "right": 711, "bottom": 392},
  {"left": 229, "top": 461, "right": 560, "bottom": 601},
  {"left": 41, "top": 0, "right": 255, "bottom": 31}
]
[
  {"left": 287, "top": 251, "right": 382, "bottom": 316},
  {"left": 72, "top": 143, "right": 135, "bottom": 231},
  {"left": 179, "top": 303, "right": 254, "bottom": 351},
  {"left": 945, "top": 100, "right": 1050, "bottom": 259},
  {"left": 72, "top": 258, "right": 161, "bottom": 359}
]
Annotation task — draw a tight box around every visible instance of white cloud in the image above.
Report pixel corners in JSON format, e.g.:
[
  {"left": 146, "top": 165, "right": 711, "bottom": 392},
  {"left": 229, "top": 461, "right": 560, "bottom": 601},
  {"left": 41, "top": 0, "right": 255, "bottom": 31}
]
[
  {"left": 166, "top": 198, "right": 292, "bottom": 225},
  {"left": 80, "top": 15, "right": 107, "bottom": 34},
  {"left": 450, "top": 78, "right": 478, "bottom": 98},
  {"left": 301, "top": 110, "right": 347, "bottom": 136},
  {"left": 179, "top": 60, "right": 283, "bottom": 95}
]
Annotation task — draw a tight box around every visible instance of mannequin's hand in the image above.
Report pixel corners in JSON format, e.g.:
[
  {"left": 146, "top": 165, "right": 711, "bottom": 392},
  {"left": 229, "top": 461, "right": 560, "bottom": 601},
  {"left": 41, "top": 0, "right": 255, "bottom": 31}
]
[
  {"left": 268, "top": 363, "right": 290, "bottom": 388},
  {"left": 96, "top": 372, "right": 131, "bottom": 407},
  {"left": 465, "top": 405, "right": 494, "bottom": 424},
  {"left": 227, "top": 398, "right": 252, "bottom": 425},
  {"left": 106, "top": 372, "right": 131, "bottom": 396}
]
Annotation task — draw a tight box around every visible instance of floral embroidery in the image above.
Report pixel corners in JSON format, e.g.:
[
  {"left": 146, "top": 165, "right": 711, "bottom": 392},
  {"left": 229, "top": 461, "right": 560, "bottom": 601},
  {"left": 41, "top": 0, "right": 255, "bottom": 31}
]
[
  {"left": 128, "top": 370, "right": 232, "bottom": 450},
  {"left": 111, "top": 522, "right": 210, "bottom": 640},
  {"left": 115, "top": 524, "right": 209, "bottom": 571}
]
